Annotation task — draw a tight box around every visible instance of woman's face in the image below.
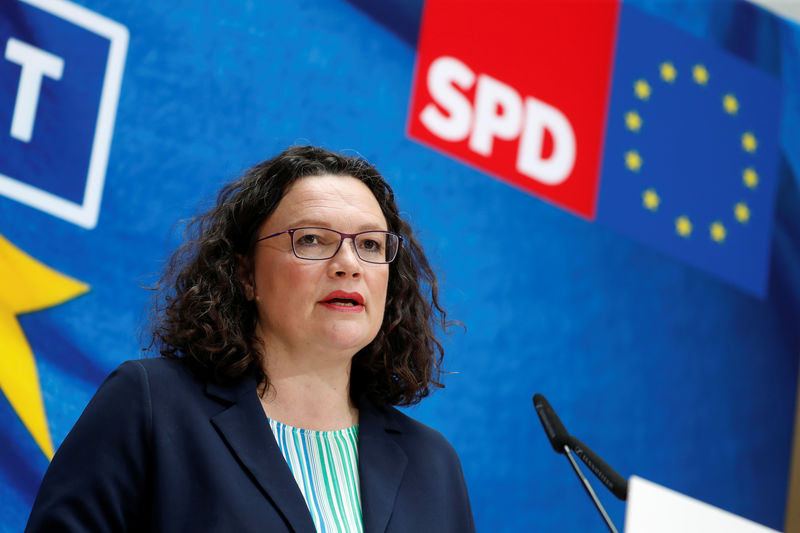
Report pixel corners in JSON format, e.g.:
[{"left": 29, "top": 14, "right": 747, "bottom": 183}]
[{"left": 245, "top": 174, "right": 390, "bottom": 361}]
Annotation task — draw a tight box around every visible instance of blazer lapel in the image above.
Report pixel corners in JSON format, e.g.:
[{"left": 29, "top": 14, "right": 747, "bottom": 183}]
[
  {"left": 358, "top": 400, "right": 408, "bottom": 533},
  {"left": 207, "top": 379, "right": 316, "bottom": 533}
]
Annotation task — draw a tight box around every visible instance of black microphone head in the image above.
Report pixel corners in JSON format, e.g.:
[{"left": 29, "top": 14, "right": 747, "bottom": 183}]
[
  {"left": 533, "top": 393, "right": 571, "bottom": 454},
  {"left": 568, "top": 436, "right": 629, "bottom": 501}
]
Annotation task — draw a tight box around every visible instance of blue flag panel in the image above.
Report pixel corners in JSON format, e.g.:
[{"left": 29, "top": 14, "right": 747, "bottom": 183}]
[{"left": 597, "top": 3, "right": 782, "bottom": 298}]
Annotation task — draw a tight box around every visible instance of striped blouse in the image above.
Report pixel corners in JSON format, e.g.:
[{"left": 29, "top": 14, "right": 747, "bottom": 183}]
[{"left": 268, "top": 418, "right": 363, "bottom": 533}]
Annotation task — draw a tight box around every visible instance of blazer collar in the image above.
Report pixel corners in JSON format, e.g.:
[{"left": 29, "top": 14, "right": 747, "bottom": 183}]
[
  {"left": 205, "top": 377, "right": 317, "bottom": 533},
  {"left": 205, "top": 379, "right": 409, "bottom": 533},
  {"left": 205, "top": 375, "right": 255, "bottom": 404},
  {"left": 357, "top": 398, "right": 408, "bottom": 533}
]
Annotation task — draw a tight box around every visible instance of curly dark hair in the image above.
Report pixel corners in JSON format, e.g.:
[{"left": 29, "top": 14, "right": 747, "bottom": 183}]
[{"left": 150, "top": 145, "right": 449, "bottom": 406}]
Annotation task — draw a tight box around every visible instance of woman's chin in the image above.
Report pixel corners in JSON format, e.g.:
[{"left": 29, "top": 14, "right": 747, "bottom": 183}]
[{"left": 318, "top": 323, "right": 375, "bottom": 354}]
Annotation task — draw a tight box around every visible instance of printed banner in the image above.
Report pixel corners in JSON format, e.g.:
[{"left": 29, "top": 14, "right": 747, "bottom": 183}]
[
  {"left": 0, "top": 0, "right": 128, "bottom": 229},
  {"left": 407, "top": 0, "right": 782, "bottom": 297},
  {"left": 407, "top": 0, "right": 620, "bottom": 220}
]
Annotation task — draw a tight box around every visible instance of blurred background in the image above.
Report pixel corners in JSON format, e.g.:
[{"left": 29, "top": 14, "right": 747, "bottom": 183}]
[{"left": 1, "top": 0, "right": 799, "bottom": 531}]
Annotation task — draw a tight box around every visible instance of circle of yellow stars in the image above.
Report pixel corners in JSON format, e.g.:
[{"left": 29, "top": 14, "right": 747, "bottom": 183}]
[{"left": 626, "top": 61, "right": 760, "bottom": 245}]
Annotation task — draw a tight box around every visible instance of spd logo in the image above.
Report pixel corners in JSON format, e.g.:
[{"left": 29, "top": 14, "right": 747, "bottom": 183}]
[
  {"left": 408, "top": 0, "right": 619, "bottom": 219},
  {"left": 0, "top": 0, "right": 128, "bottom": 229}
]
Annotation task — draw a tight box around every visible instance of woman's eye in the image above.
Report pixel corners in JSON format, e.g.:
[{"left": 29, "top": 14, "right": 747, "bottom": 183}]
[
  {"left": 296, "top": 234, "right": 321, "bottom": 247},
  {"left": 359, "top": 239, "right": 383, "bottom": 253}
]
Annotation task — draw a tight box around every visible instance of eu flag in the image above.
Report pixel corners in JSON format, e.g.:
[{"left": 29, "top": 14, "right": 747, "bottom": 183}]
[{"left": 597, "top": 4, "right": 782, "bottom": 298}]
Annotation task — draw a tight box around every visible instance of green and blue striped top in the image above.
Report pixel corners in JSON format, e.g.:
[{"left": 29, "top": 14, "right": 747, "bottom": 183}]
[{"left": 268, "top": 418, "right": 363, "bottom": 533}]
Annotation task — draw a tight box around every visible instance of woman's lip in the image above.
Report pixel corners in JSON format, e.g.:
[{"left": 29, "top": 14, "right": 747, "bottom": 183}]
[
  {"left": 319, "top": 301, "right": 364, "bottom": 313},
  {"left": 321, "top": 290, "right": 365, "bottom": 305}
]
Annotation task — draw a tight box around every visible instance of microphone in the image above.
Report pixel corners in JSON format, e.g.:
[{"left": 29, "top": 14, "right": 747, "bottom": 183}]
[
  {"left": 533, "top": 393, "right": 570, "bottom": 454},
  {"left": 568, "top": 436, "right": 628, "bottom": 501},
  {"left": 532, "top": 393, "right": 625, "bottom": 533}
]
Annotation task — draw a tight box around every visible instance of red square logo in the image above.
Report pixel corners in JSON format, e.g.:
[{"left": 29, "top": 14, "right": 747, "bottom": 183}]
[{"left": 407, "top": 0, "right": 620, "bottom": 220}]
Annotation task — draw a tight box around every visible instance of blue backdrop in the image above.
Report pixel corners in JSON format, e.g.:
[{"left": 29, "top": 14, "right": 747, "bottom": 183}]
[{"left": 1, "top": 0, "right": 799, "bottom": 531}]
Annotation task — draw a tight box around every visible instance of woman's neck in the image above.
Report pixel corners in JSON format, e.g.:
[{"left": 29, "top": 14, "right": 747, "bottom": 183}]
[{"left": 258, "top": 347, "right": 358, "bottom": 431}]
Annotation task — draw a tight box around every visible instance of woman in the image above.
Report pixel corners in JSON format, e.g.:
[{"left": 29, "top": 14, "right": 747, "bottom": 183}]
[{"left": 25, "top": 146, "right": 475, "bottom": 532}]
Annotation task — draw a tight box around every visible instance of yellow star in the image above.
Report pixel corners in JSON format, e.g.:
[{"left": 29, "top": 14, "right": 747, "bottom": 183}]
[
  {"left": 0, "top": 233, "right": 89, "bottom": 459},
  {"left": 709, "top": 221, "right": 727, "bottom": 243},
  {"left": 634, "top": 79, "right": 651, "bottom": 101},
  {"left": 734, "top": 202, "right": 750, "bottom": 224},
  {"left": 692, "top": 64, "right": 709, "bottom": 85},
  {"left": 742, "top": 167, "right": 759, "bottom": 189},
  {"left": 675, "top": 215, "right": 693, "bottom": 237},
  {"left": 624, "top": 150, "right": 642, "bottom": 172},
  {"left": 723, "top": 93, "right": 739, "bottom": 115},
  {"left": 625, "top": 111, "right": 643, "bottom": 132},
  {"left": 660, "top": 61, "right": 677, "bottom": 83},
  {"left": 642, "top": 188, "right": 660, "bottom": 211},
  {"left": 741, "top": 132, "right": 757, "bottom": 153}
]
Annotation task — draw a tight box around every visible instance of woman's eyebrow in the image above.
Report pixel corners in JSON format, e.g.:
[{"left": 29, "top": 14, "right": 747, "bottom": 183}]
[{"left": 288, "top": 218, "right": 388, "bottom": 231}]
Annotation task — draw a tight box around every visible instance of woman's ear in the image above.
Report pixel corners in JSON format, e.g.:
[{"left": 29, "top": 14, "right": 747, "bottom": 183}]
[{"left": 236, "top": 253, "right": 255, "bottom": 301}]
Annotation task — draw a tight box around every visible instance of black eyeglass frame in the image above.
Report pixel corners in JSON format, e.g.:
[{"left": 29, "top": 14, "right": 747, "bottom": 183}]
[{"left": 256, "top": 227, "right": 403, "bottom": 264}]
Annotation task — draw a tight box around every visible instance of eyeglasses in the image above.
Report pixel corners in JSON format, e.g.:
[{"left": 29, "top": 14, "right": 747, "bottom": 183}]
[{"left": 256, "top": 227, "right": 402, "bottom": 264}]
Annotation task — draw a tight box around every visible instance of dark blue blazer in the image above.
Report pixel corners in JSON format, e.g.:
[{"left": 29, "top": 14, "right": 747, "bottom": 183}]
[{"left": 25, "top": 358, "right": 475, "bottom": 532}]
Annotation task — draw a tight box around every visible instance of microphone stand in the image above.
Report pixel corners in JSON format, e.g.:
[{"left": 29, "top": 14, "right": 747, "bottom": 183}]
[{"left": 562, "top": 443, "right": 619, "bottom": 533}]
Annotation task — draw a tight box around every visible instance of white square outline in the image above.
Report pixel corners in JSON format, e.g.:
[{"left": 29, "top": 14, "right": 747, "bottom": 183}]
[{"left": 0, "top": 0, "right": 129, "bottom": 229}]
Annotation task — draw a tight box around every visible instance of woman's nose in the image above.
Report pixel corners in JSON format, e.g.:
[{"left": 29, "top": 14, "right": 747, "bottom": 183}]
[{"left": 329, "top": 238, "right": 362, "bottom": 277}]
